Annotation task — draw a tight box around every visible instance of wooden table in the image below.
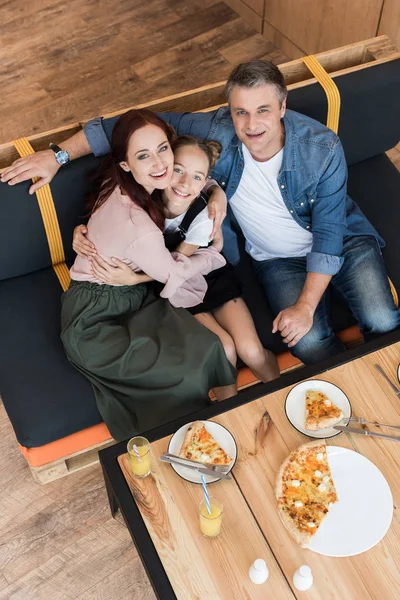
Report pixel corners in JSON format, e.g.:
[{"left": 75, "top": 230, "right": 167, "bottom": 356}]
[{"left": 99, "top": 331, "right": 400, "bottom": 600}]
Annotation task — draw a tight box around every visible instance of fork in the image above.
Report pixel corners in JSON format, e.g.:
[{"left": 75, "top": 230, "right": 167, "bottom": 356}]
[{"left": 342, "top": 416, "right": 400, "bottom": 431}]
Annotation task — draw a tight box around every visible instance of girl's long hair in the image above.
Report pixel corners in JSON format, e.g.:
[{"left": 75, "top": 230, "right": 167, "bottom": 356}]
[{"left": 87, "top": 109, "right": 176, "bottom": 230}]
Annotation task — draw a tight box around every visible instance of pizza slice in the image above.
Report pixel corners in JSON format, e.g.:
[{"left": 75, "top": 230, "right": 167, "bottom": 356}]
[
  {"left": 305, "top": 389, "right": 344, "bottom": 430},
  {"left": 179, "top": 421, "right": 232, "bottom": 466},
  {"left": 275, "top": 440, "right": 338, "bottom": 547}
]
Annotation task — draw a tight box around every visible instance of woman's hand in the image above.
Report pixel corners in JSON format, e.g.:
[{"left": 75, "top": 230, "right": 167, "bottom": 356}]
[
  {"left": 73, "top": 224, "right": 96, "bottom": 258},
  {"left": 207, "top": 185, "right": 227, "bottom": 238},
  {"left": 90, "top": 254, "right": 151, "bottom": 285}
]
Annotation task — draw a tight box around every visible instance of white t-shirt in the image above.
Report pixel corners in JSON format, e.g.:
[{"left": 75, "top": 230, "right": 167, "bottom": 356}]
[
  {"left": 164, "top": 205, "right": 213, "bottom": 247},
  {"left": 229, "top": 145, "right": 313, "bottom": 261}
]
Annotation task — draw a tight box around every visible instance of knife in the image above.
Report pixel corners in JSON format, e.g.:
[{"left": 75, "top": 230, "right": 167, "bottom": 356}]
[
  {"left": 374, "top": 364, "right": 400, "bottom": 396},
  {"left": 334, "top": 425, "right": 400, "bottom": 442},
  {"left": 159, "top": 455, "right": 232, "bottom": 479},
  {"left": 162, "top": 452, "right": 229, "bottom": 471}
]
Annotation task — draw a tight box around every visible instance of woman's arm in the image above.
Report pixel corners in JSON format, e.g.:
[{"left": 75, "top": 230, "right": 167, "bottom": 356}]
[
  {"left": 128, "top": 230, "right": 225, "bottom": 305},
  {"left": 89, "top": 255, "right": 154, "bottom": 285}
]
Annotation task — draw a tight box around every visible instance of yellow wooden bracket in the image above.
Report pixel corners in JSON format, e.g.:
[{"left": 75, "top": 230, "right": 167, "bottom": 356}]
[
  {"left": 302, "top": 54, "right": 341, "bottom": 134},
  {"left": 12, "top": 138, "right": 71, "bottom": 292}
]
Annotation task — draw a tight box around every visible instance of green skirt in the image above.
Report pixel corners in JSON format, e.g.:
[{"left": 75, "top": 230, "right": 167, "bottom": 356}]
[{"left": 61, "top": 281, "right": 236, "bottom": 440}]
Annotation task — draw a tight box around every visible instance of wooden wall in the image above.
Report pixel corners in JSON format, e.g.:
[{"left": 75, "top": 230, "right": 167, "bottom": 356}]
[
  {"left": 224, "top": 0, "right": 400, "bottom": 57},
  {"left": 379, "top": 0, "right": 400, "bottom": 52}
]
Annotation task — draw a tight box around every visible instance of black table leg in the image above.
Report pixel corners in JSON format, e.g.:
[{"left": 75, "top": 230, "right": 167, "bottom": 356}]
[{"left": 101, "top": 464, "right": 119, "bottom": 518}]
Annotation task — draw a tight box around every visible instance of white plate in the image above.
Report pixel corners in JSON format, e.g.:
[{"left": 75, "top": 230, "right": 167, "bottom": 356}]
[
  {"left": 307, "top": 446, "right": 393, "bottom": 556},
  {"left": 397, "top": 363, "right": 400, "bottom": 386},
  {"left": 167, "top": 421, "right": 237, "bottom": 484},
  {"left": 285, "top": 379, "right": 352, "bottom": 439}
]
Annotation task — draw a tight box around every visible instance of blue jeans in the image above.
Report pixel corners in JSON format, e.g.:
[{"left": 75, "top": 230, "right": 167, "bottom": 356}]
[{"left": 253, "top": 236, "right": 400, "bottom": 365}]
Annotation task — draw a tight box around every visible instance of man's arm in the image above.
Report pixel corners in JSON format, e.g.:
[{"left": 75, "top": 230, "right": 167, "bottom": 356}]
[
  {"left": 0, "top": 110, "right": 218, "bottom": 193},
  {"left": 1, "top": 130, "right": 92, "bottom": 194},
  {"left": 273, "top": 139, "right": 348, "bottom": 347}
]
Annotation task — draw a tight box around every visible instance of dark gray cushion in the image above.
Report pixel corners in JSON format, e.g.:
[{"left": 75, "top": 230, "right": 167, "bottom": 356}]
[
  {"left": 287, "top": 58, "right": 400, "bottom": 166},
  {"left": 0, "top": 154, "right": 101, "bottom": 280}
]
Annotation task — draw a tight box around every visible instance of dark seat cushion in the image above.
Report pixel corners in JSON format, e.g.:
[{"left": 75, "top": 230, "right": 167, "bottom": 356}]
[
  {"left": 0, "top": 267, "right": 101, "bottom": 447},
  {"left": 287, "top": 58, "right": 400, "bottom": 166},
  {"left": 0, "top": 154, "right": 101, "bottom": 281}
]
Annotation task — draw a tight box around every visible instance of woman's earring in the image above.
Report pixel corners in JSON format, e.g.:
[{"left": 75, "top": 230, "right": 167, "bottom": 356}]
[{"left": 120, "top": 162, "right": 130, "bottom": 172}]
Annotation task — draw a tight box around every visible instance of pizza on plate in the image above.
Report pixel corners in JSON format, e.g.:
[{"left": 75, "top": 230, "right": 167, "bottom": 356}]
[
  {"left": 275, "top": 440, "right": 338, "bottom": 547},
  {"left": 305, "top": 389, "right": 344, "bottom": 430},
  {"left": 179, "top": 421, "right": 232, "bottom": 466}
]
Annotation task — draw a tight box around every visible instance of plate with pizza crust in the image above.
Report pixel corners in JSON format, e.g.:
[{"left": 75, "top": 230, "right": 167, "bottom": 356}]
[
  {"left": 168, "top": 420, "right": 237, "bottom": 484},
  {"left": 285, "top": 379, "right": 352, "bottom": 439}
]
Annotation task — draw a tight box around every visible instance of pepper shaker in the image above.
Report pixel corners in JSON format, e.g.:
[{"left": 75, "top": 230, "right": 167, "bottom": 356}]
[{"left": 249, "top": 559, "right": 269, "bottom": 584}]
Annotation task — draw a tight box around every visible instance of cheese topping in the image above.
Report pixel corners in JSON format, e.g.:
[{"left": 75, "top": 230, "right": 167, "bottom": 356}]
[
  {"left": 314, "top": 470, "right": 322, "bottom": 477},
  {"left": 316, "top": 453, "right": 324, "bottom": 461},
  {"left": 318, "top": 483, "right": 327, "bottom": 492},
  {"left": 294, "top": 501, "right": 303, "bottom": 508},
  {"left": 291, "top": 480, "right": 301, "bottom": 487}
]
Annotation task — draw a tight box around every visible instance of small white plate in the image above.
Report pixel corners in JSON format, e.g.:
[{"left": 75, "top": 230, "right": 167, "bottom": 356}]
[
  {"left": 167, "top": 421, "right": 237, "bottom": 484},
  {"left": 307, "top": 446, "right": 393, "bottom": 556},
  {"left": 285, "top": 379, "right": 352, "bottom": 439}
]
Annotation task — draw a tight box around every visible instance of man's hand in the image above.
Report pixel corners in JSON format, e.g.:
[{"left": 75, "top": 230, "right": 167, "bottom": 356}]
[
  {"left": 73, "top": 225, "right": 96, "bottom": 258},
  {"left": 272, "top": 302, "right": 314, "bottom": 347},
  {"left": 90, "top": 254, "right": 149, "bottom": 285},
  {"left": 1, "top": 150, "right": 61, "bottom": 194},
  {"left": 1, "top": 130, "right": 92, "bottom": 194},
  {"left": 207, "top": 185, "right": 227, "bottom": 239}
]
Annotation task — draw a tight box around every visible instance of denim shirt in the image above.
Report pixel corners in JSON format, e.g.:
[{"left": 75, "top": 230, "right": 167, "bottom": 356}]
[{"left": 84, "top": 108, "right": 383, "bottom": 274}]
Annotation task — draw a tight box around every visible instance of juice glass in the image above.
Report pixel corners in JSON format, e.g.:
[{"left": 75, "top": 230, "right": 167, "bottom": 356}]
[
  {"left": 127, "top": 436, "right": 151, "bottom": 478},
  {"left": 199, "top": 497, "right": 223, "bottom": 538}
]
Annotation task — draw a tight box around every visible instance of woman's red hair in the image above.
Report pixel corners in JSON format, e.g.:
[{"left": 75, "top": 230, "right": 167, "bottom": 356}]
[{"left": 87, "top": 109, "right": 176, "bottom": 230}]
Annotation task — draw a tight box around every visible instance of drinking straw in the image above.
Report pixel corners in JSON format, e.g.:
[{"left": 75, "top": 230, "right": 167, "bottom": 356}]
[
  {"left": 133, "top": 444, "right": 142, "bottom": 462},
  {"left": 201, "top": 474, "right": 211, "bottom": 514}
]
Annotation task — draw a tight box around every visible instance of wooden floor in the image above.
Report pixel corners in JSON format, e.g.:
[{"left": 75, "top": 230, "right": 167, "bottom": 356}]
[
  {"left": 0, "top": 0, "right": 287, "bottom": 144},
  {"left": 0, "top": 1, "right": 288, "bottom": 599},
  {"left": 0, "top": 2, "right": 399, "bottom": 599}
]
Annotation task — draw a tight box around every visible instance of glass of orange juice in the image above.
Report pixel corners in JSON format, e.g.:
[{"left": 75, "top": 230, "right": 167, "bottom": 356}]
[
  {"left": 127, "top": 436, "right": 151, "bottom": 478},
  {"left": 199, "top": 497, "right": 223, "bottom": 538}
]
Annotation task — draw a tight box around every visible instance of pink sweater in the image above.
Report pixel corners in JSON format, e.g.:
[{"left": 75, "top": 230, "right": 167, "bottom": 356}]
[{"left": 70, "top": 187, "right": 225, "bottom": 308}]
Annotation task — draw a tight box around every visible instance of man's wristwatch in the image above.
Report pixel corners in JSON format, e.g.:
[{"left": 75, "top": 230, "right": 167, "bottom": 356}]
[{"left": 49, "top": 143, "right": 70, "bottom": 166}]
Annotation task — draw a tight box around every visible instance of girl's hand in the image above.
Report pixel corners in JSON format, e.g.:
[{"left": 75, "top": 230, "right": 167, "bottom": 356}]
[
  {"left": 90, "top": 254, "right": 150, "bottom": 285},
  {"left": 207, "top": 185, "right": 227, "bottom": 239},
  {"left": 211, "top": 228, "right": 224, "bottom": 252},
  {"left": 73, "top": 224, "right": 96, "bottom": 258}
]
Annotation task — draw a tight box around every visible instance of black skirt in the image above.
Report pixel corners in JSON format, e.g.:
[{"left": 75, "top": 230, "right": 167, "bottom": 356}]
[{"left": 187, "top": 263, "right": 242, "bottom": 315}]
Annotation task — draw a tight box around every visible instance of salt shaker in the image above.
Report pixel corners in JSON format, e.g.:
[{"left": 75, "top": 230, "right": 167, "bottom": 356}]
[
  {"left": 249, "top": 559, "right": 269, "bottom": 584},
  {"left": 293, "top": 565, "right": 313, "bottom": 591}
]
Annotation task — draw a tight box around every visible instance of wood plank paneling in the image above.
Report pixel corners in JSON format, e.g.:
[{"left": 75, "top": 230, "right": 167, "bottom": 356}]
[
  {"left": 379, "top": 0, "right": 400, "bottom": 52},
  {"left": 263, "top": 0, "right": 384, "bottom": 55},
  {"left": 262, "top": 20, "right": 305, "bottom": 59},
  {"left": 223, "top": 0, "right": 263, "bottom": 33}
]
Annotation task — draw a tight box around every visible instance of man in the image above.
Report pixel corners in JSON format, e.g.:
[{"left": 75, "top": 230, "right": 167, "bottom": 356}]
[{"left": 3, "top": 60, "right": 399, "bottom": 364}]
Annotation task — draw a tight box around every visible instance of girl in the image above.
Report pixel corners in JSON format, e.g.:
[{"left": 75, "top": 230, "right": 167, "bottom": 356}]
[
  {"left": 75, "top": 135, "right": 280, "bottom": 400},
  {"left": 61, "top": 110, "right": 237, "bottom": 441}
]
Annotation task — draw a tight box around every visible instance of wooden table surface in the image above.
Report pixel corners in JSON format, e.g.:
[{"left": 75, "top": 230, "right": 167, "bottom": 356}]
[{"left": 118, "top": 342, "right": 400, "bottom": 600}]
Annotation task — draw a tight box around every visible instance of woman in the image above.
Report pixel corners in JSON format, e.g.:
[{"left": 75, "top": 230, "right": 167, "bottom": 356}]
[
  {"left": 74, "top": 135, "right": 280, "bottom": 400},
  {"left": 61, "top": 109, "right": 237, "bottom": 441}
]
